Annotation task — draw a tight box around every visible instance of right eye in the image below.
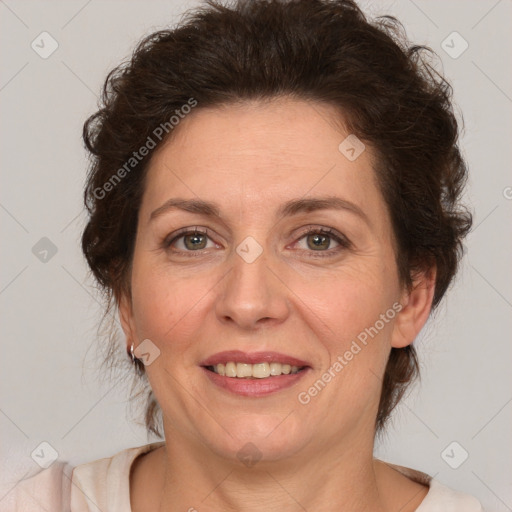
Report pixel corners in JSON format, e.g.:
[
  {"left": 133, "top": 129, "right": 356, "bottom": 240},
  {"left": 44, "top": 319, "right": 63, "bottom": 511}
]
[{"left": 163, "top": 227, "right": 218, "bottom": 253}]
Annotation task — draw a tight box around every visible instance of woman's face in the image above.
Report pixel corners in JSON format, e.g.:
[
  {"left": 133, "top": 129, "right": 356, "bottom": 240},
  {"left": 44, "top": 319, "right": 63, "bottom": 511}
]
[{"left": 120, "top": 97, "right": 429, "bottom": 463}]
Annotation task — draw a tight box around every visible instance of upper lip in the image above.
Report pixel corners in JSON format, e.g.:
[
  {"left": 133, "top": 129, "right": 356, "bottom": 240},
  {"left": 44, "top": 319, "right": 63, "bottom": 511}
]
[{"left": 200, "top": 350, "right": 311, "bottom": 368}]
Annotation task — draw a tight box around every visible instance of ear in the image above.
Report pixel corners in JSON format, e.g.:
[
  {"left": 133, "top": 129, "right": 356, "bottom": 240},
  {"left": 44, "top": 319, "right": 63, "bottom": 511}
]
[
  {"left": 391, "top": 267, "right": 436, "bottom": 349},
  {"left": 119, "top": 292, "right": 137, "bottom": 352}
]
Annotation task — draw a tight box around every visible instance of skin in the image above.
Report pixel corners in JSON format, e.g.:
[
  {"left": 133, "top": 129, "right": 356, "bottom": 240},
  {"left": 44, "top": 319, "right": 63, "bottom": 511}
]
[{"left": 120, "top": 97, "right": 436, "bottom": 511}]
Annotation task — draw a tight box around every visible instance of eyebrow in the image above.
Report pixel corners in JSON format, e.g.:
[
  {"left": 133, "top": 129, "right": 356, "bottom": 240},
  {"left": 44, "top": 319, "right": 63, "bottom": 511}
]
[{"left": 149, "top": 196, "right": 369, "bottom": 225}]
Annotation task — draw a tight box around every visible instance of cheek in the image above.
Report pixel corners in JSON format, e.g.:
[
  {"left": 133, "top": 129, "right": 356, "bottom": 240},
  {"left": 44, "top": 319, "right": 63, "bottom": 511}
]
[
  {"left": 293, "top": 258, "right": 399, "bottom": 340},
  {"left": 289, "top": 258, "right": 398, "bottom": 397},
  {"left": 129, "top": 258, "right": 218, "bottom": 353},
  {"left": 294, "top": 274, "right": 397, "bottom": 416},
  {"left": 131, "top": 273, "right": 174, "bottom": 338}
]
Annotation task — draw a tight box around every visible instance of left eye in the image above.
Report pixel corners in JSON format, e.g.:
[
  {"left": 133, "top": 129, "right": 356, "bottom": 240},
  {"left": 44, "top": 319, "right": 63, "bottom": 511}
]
[{"left": 293, "top": 228, "right": 349, "bottom": 255}]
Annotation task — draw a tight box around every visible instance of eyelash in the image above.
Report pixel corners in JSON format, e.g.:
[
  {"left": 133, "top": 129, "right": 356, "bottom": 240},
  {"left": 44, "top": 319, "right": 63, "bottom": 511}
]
[{"left": 163, "top": 226, "right": 351, "bottom": 258}]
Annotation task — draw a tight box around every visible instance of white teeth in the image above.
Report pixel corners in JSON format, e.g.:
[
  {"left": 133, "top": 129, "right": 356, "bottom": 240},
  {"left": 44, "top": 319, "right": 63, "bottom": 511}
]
[
  {"left": 210, "top": 361, "right": 304, "bottom": 378},
  {"left": 252, "top": 363, "right": 270, "bottom": 378},
  {"left": 225, "top": 362, "right": 237, "bottom": 377},
  {"left": 269, "top": 362, "right": 282, "bottom": 376},
  {"left": 236, "top": 363, "right": 253, "bottom": 378}
]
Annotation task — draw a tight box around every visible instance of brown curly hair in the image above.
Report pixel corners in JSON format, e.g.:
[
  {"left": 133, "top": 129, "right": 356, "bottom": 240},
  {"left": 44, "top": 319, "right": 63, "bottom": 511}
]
[{"left": 81, "top": 0, "right": 472, "bottom": 438}]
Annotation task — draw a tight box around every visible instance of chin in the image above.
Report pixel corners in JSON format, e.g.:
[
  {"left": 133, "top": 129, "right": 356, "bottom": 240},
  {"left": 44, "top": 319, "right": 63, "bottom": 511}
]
[{"left": 204, "top": 414, "right": 307, "bottom": 463}]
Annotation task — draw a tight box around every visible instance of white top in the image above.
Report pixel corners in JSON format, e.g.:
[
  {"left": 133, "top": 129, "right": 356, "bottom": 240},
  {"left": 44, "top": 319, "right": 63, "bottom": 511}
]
[{"left": 2, "top": 442, "right": 483, "bottom": 511}]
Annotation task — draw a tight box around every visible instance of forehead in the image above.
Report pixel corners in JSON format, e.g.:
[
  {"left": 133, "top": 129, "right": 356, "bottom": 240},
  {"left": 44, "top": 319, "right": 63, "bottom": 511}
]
[{"left": 140, "top": 98, "right": 385, "bottom": 225}]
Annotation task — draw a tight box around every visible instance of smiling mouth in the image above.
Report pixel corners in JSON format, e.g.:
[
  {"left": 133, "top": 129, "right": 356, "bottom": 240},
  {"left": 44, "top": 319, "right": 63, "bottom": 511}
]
[{"left": 205, "top": 362, "right": 307, "bottom": 379}]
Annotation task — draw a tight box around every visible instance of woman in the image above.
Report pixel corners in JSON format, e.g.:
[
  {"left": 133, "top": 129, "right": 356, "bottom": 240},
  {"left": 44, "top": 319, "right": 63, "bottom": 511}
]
[{"left": 8, "top": 0, "right": 483, "bottom": 510}]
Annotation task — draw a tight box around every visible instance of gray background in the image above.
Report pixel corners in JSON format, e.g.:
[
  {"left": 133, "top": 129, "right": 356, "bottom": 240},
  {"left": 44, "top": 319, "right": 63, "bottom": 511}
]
[{"left": 1, "top": 0, "right": 511, "bottom": 510}]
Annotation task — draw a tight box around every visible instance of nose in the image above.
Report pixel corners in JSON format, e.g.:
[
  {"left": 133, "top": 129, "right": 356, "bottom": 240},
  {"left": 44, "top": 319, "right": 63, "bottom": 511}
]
[{"left": 215, "top": 245, "right": 290, "bottom": 331}]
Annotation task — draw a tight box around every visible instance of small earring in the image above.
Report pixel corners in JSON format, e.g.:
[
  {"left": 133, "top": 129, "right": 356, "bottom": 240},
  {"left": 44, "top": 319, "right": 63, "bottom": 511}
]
[{"left": 129, "top": 342, "right": 145, "bottom": 376}]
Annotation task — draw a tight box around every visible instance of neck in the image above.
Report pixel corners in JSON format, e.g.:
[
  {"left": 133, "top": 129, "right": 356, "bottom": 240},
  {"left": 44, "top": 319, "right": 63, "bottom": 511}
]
[{"left": 154, "top": 426, "right": 389, "bottom": 512}]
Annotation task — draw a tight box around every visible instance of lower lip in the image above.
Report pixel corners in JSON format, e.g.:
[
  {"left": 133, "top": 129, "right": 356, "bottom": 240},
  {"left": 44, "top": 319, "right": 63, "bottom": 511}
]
[{"left": 201, "top": 367, "right": 310, "bottom": 397}]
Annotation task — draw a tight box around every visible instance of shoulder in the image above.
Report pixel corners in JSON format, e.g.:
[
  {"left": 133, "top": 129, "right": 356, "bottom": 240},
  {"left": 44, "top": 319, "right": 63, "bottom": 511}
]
[
  {"left": 385, "top": 461, "right": 483, "bottom": 512},
  {"left": 71, "top": 441, "right": 165, "bottom": 484},
  {"left": 71, "top": 441, "right": 165, "bottom": 510},
  {"left": 0, "top": 461, "right": 73, "bottom": 512},
  {"left": 0, "top": 442, "right": 165, "bottom": 512},
  {"left": 416, "top": 479, "right": 483, "bottom": 512}
]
